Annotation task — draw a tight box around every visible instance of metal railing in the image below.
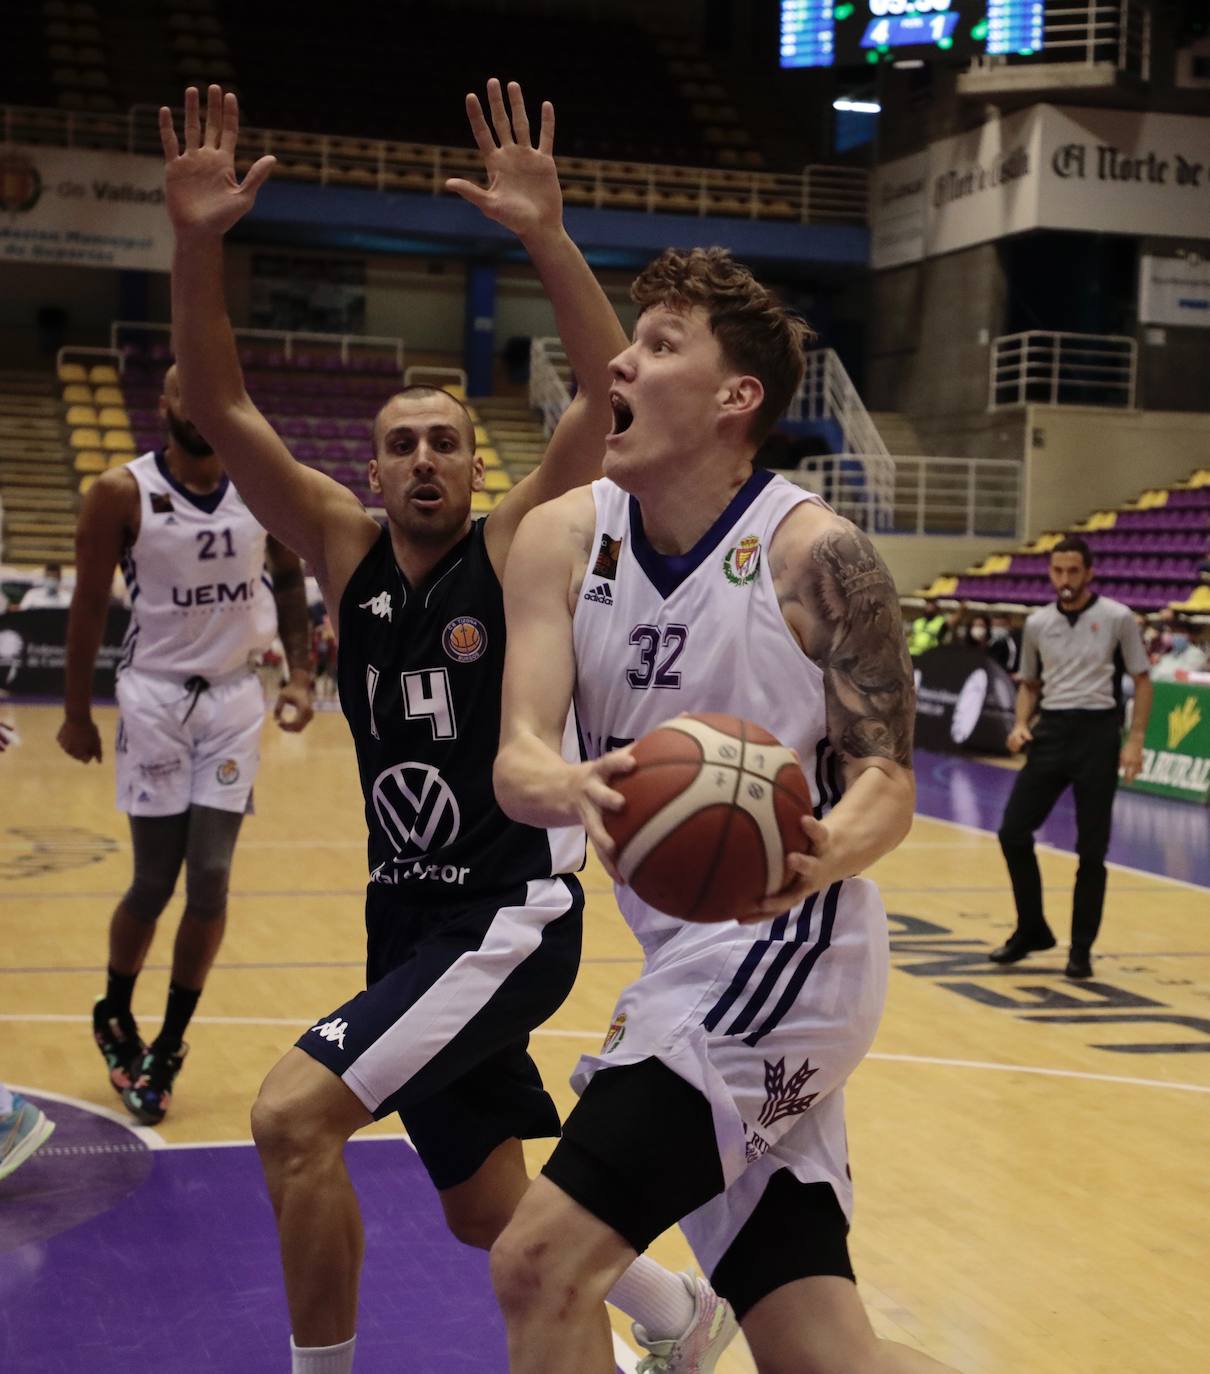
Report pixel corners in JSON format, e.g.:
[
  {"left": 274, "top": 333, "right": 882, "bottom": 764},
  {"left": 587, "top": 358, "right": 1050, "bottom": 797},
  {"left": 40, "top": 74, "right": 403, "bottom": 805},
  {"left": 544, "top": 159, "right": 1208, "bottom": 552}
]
[
  {"left": 966, "top": 0, "right": 1150, "bottom": 78},
  {"left": 784, "top": 455, "right": 1022, "bottom": 539},
  {"left": 1, "top": 103, "right": 869, "bottom": 228},
  {"left": 530, "top": 338, "right": 571, "bottom": 437},
  {"left": 109, "top": 321, "right": 405, "bottom": 371},
  {"left": 990, "top": 330, "right": 1137, "bottom": 410},
  {"left": 789, "top": 349, "right": 889, "bottom": 460}
]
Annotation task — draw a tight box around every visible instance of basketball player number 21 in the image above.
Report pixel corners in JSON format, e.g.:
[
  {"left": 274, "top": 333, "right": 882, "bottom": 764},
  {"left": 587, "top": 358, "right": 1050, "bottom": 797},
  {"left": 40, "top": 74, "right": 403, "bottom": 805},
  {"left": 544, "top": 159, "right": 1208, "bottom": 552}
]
[{"left": 626, "top": 624, "right": 688, "bottom": 690}]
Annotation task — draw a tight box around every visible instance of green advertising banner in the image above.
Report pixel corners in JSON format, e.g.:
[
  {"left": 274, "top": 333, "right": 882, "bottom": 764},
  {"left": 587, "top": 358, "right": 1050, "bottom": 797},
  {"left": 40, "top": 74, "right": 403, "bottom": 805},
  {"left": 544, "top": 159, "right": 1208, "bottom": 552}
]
[{"left": 1123, "top": 679, "right": 1210, "bottom": 805}]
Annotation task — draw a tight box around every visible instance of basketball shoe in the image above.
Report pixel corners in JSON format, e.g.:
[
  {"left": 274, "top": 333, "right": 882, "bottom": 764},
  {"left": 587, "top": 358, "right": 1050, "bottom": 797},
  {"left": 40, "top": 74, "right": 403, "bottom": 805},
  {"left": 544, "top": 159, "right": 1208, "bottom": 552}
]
[
  {"left": 0, "top": 1094, "right": 56, "bottom": 1181},
  {"left": 92, "top": 996, "right": 145, "bottom": 1095},
  {"left": 633, "top": 1272, "right": 739, "bottom": 1373},
  {"left": 123, "top": 1042, "right": 188, "bottom": 1125}
]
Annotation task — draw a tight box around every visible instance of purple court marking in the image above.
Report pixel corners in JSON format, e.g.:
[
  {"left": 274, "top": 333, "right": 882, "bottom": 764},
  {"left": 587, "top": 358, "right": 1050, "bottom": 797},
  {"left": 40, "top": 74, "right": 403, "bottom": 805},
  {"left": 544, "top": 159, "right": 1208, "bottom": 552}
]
[
  {"left": 913, "top": 749, "right": 1210, "bottom": 891},
  {"left": 0, "top": 1109, "right": 511, "bottom": 1374}
]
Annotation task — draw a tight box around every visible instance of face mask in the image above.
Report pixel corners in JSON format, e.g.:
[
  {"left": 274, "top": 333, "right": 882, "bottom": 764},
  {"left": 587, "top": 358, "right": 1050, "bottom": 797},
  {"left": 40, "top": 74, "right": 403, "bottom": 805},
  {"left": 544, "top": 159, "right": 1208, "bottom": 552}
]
[
  {"left": 990, "top": 626, "right": 1009, "bottom": 642},
  {"left": 969, "top": 626, "right": 988, "bottom": 642},
  {"left": 1171, "top": 634, "right": 1190, "bottom": 654}
]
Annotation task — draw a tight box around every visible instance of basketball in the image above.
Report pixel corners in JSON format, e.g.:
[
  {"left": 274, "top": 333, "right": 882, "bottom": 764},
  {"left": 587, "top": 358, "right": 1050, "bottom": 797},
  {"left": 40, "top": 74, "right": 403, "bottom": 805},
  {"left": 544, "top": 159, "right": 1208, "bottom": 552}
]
[{"left": 602, "top": 713, "right": 812, "bottom": 922}]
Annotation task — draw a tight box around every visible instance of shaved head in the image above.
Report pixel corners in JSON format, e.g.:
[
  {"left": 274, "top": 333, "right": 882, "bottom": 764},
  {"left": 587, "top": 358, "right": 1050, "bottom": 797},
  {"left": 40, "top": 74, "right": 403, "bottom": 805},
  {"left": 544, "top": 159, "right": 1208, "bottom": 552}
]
[{"left": 373, "top": 387, "right": 475, "bottom": 454}]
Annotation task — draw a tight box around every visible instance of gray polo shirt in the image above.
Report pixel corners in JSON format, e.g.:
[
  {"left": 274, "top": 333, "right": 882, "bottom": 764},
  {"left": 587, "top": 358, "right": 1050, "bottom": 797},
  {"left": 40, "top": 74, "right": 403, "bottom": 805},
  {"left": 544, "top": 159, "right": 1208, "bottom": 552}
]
[{"left": 1020, "top": 595, "right": 1150, "bottom": 711}]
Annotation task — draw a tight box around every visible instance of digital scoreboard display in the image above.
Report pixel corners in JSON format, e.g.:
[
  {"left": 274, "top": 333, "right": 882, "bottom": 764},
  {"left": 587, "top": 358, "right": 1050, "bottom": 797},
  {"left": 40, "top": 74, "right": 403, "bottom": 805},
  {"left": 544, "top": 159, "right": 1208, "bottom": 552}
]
[{"left": 780, "top": 0, "right": 1044, "bottom": 68}]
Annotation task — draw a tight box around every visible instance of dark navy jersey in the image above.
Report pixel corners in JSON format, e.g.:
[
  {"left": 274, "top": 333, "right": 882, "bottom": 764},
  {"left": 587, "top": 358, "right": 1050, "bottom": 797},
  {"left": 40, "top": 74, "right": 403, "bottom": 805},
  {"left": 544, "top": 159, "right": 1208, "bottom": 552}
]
[{"left": 338, "top": 520, "right": 584, "bottom": 910}]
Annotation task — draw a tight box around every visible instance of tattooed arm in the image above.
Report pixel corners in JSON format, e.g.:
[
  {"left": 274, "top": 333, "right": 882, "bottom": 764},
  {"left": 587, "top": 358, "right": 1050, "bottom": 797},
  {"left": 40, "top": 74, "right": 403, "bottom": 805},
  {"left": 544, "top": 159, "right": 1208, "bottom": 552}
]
[{"left": 748, "top": 505, "right": 916, "bottom": 917}]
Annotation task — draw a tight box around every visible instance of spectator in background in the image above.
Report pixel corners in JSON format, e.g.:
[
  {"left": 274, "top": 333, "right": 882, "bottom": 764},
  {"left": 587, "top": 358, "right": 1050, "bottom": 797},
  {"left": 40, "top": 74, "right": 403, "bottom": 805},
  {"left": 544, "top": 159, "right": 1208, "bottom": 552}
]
[
  {"left": 962, "top": 612, "right": 992, "bottom": 649},
  {"left": 18, "top": 563, "right": 69, "bottom": 610},
  {"left": 989, "top": 612, "right": 1019, "bottom": 674},
  {"left": 907, "top": 598, "right": 948, "bottom": 656},
  {"left": 1152, "top": 623, "right": 1208, "bottom": 680},
  {"left": 1149, "top": 606, "right": 1176, "bottom": 661}
]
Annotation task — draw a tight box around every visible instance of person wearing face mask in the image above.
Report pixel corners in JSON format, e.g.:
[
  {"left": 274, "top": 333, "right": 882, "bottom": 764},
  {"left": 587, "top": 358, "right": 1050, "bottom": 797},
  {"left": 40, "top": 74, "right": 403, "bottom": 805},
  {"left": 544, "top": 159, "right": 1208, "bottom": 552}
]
[
  {"left": 987, "top": 613, "right": 1019, "bottom": 673},
  {"left": 18, "top": 562, "right": 69, "bottom": 609},
  {"left": 963, "top": 613, "right": 992, "bottom": 650},
  {"left": 1152, "top": 624, "right": 1208, "bottom": 680},
  {"left": 989, "top": 537, "right": 1152, "bottom": 979}
]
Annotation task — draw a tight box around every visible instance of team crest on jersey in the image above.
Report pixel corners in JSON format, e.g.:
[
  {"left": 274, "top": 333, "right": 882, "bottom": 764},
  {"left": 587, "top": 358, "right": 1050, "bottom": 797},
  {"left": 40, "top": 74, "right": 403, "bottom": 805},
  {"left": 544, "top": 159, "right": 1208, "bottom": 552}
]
[
  {"left": 723, "top": 535, "right": 761, "bottom": 586},
  {"left": 602, "top": 1011, "right": 627, "bottom": 1053},
  {"left": 442, "top": 616, "right": 487, "bottom": 664},
  {"left": 592, "top": 533, "right": 622, "bottom": 580},
  {"left": 150, "top": 492, "right": 174, "bottom": 514},
  {"left": 216, "top": 758, "right": 240, "bottom": 785}
]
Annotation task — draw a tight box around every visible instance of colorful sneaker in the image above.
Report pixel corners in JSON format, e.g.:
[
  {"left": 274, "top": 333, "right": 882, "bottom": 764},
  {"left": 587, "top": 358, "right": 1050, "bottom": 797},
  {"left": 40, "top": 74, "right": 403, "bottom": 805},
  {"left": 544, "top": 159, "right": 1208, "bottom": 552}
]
[
  {"left": 122, "top": 1042, "right": 187, "bottom": 1125},
  {"left": 633, "top": 1272, "right": 739, "bottom": 1374},
  {"left": 0, "top": 1095, "right": 56, "bottom": 1181},
  {"left": 93, "top": 996, "right": 145, "bottom": 1096}
]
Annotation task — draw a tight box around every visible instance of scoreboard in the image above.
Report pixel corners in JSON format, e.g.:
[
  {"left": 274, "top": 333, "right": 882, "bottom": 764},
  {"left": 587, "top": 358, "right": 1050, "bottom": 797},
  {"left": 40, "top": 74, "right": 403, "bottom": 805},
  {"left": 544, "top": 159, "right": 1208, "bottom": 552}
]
[{"left": 780, "top": 0, "right": 1045, "bottom": 68}]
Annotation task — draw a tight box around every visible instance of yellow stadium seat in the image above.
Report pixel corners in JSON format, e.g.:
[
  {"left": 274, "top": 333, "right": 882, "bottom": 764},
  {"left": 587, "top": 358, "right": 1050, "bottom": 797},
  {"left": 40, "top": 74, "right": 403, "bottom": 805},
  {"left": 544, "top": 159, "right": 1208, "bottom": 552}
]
[
  {"left": 473, "top": 425, "right": 490, "bottom": 446},
  {"left": 102, "top": 429, "right": 135, "bottom": 451},
  {"left": 470, "top": 490, "right": 496, "bottom": 513},
  {"left": 73, "top": 450, "right": 107, "bottom": 473},
  {"left": 443, "top": 383, "right": 467, "bottom": 401},
  {"left": 93, "top": 385, "right": 124, "bottom": 406},
  {"left": 66, "top": 404, "right": 99, "bottom": 426},
  {"left": 79, "top": 474, "right": 98, "bottom": 494},
  {"left": 1189, "top": 469, "right": 1210, "bottom": 488},
  {"left": 62, "top": 383, "right": 93, "bottom": 404},
  {"left": 1172, "top": 585, "right": 1210, "bottom": 612},
  {"left": 98, "top": 406, "right": 130, "bottom": 428},
  {"left": 58, "top": 362, "right": 88, "bottom": 383},
  {"left": 88, "top": 364, "right": 119, "bottom": 384},
  {"left": 106, "top": 451, "right": 134, "bottom": 468},
  {"left": 71, "top": 426, "right": 102, "bottom": 449},
  {"left": 479, "top": 446, "right": 500, "bottom": 468},
  {"left": 483, "top": 469, "right": 511, "bottom": 493}
]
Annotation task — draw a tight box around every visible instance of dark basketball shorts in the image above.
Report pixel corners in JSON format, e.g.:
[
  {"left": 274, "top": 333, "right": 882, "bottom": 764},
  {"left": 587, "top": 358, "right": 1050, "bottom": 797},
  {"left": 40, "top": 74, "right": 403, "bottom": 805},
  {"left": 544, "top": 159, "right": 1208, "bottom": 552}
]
[
  {"left": 542, "top": 1057, "right": 855, "bottom": 1320},
  {"left": 298, "top": 874, "right": 583, "bottom": 1190}
]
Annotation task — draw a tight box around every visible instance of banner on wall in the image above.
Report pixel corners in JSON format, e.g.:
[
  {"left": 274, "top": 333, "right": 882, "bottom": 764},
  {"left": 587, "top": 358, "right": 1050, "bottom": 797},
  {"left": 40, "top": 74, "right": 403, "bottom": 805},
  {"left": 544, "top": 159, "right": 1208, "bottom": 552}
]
[
  {"left": 1138, "top": 253, "right": 1210, "bottom": 327},
  {"left": 0, "top": 145, "right": 170, "bottom": 271},
  {"left": 872, "top": 105, "right": 1210, "bottom": 269},
  {"left": 0, "top": 606, "right": 129, "bottom": 698},
  {"left": 911, "top": 645, "right": 1016, "bottom": 755},
  {"left": 1122, "top": 679, "right": 1210, "bottom": 805}
]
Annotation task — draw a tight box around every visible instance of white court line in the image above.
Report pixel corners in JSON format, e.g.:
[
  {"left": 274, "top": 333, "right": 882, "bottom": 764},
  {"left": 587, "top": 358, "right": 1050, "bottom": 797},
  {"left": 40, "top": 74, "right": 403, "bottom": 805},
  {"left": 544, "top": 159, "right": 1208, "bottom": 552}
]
[
  {"left": 3, "top": 1083, "right": 167, "bottom": 1146},
  {"left": 5, "top": 1015, "right": 1208, "bottom": 1095}
]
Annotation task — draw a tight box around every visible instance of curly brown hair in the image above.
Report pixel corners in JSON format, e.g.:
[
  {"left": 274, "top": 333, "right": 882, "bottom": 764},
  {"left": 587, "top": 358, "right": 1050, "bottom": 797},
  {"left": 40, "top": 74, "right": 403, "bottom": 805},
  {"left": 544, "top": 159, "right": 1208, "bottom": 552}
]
[{"left": 630, "top": 247, "right": 815, "bottom": 443}]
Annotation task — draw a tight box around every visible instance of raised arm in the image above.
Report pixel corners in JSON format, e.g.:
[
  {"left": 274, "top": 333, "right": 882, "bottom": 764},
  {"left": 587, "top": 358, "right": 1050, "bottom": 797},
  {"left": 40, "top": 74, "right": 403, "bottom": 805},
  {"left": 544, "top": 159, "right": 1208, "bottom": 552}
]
[
  {"left": 759, "top": 507, "right": 916, "bottom": 916},
  {"left": 161, "top": 86, "right": 377, "bottom": 608},
  {"left": 57, "top": 470, "right": 136, "bottom": 763},
  {"left": 446, "top": 80, "right": 627, "bottom": 564}
]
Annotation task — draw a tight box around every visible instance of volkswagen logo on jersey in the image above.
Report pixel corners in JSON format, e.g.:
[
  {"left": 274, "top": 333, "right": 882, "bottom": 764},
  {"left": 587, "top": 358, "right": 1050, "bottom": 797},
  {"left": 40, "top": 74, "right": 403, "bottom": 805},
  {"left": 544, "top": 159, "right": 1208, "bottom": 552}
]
[
  {"left": 442, "top": 616, "right": 487, "bottom": 664},
  {"left": 371, "top": 761, "right": 461, "bottom": 856}
]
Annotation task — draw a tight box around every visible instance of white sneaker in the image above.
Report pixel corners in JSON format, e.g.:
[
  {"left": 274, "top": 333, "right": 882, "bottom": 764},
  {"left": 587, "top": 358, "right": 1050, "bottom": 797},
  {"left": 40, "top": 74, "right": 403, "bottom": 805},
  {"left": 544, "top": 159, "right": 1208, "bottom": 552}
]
[
  {"left": 633, "top": 1272, "right": 739, "bottom": 1374},
  {"left": 0, "top": 1095, "right": 55, "bottom": 1181}
]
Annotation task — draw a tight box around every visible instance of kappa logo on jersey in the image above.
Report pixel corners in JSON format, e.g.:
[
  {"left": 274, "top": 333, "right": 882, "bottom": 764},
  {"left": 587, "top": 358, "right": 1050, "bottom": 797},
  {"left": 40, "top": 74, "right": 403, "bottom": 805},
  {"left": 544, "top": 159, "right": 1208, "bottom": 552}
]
[
  {"left": 371, "top": 761, "right": 461, "bottom": 856},
  {"left": 584, "top": 582, "right": 614, "bottom": 606},
  {"left": 723, "top": 535, "right": 761, "bottom": 586},
  {"left": 359, "top": 590, "right": 393, "bottom": 622},
  {"left": 592, "top": 533, "right": 622, "bottom": 580},
  {"left": 216, "top": 759, "right": 240, "bottom": 785},
  {"left": 150, "top": 492, "right": 174, "bottom": 514},
  {"left": 442, "top": 616, "right": 487, "bottom": 664},
  {"left": 756, "top": 1055, "right": 820, "bottom": 1129},
  {"left": 311, "top": 1017, "right": 348, "bottom": 1049}
]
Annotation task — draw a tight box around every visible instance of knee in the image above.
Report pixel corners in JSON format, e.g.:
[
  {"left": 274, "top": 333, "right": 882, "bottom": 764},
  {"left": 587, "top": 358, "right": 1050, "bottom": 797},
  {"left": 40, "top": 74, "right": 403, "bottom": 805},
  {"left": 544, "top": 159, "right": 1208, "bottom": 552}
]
[
  {"left": 997, "top": 822, "right": 1032, "bottom": 854},
  {"left": 251, "top": 1079, "right": 333, "bottom": 1171},
  {"left": 489, "top": 1221, "right": 565, "bottom": 1323},
  {"left": 121, "top": 876, "right": 176, "bottom": 924},
  {"left": 183, "top": 861, "right": 230, "bottom": 921}
]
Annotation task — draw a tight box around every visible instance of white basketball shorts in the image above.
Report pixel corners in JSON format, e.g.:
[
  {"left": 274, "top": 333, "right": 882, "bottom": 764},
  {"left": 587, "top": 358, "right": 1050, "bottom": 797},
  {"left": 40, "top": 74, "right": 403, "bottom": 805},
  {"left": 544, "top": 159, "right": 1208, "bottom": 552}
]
[{"left": 114, "top": 668, "right": 265, "bottom": 817}]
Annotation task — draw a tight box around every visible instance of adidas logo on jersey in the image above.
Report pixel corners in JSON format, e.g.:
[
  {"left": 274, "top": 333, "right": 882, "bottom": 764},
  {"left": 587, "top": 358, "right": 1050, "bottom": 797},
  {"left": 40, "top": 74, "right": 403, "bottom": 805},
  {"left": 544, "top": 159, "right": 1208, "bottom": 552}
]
[
  {"left": 585, "top": 582, "right": 613, "bottom": 606},
  {"left": 311, "top": 1017, "right": 348, "bottom": 1049},
  {"left": 359, "top": 591, "right": 392, "bottom": 621}
]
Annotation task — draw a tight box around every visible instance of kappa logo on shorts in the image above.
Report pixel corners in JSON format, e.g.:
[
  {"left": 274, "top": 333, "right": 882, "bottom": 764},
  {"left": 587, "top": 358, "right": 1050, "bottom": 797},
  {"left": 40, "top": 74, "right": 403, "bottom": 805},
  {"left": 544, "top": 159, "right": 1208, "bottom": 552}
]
[
  {"left": 311, "top": 1017, "right": 348, "bottom": 1049},
  {"left": 602, "top": 1011, "right": 627, "bottom": 1053},
  {"left": 442, "top": 616, "right": 487, "bottom": 664},
  {"left": 359, "top": 590, "right": 392, "bottom": 622},
  {"left": 216, "top": 759, "right": 240, "bottom": 786}
]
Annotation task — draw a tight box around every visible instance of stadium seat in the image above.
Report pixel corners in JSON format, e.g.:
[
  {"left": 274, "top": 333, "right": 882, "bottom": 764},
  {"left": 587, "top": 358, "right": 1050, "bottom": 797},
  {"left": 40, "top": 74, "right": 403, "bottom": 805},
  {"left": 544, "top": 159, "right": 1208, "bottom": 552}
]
[
  {"left": 102, "top": 429, "right": 135, "bottom": 452},
  {"left": 88, "top": 364, "right": 119, "bottom": 384},
  {"left": 62, "top": 383, "right": 93, "bottom": 404},
  {"left": 483, "top": 469, "right": 511, "bottom": 493},
  {"left": 65, "top": 404, "right": 98, "bottom": 426},
  {"left": 70, "top": 426, "right": 102, "bottom": 449},
  {"left": 98, "top": 406, "right": 130, "bottom": 428},
  {"left": 58, "top": 363, "right": 87, "bottom": 383},
  {"left": 73, "top": 450, "right": 107, "bottom": 473},
  {"left": 93, "top": 385, "right": 124, "bottom": 406}
]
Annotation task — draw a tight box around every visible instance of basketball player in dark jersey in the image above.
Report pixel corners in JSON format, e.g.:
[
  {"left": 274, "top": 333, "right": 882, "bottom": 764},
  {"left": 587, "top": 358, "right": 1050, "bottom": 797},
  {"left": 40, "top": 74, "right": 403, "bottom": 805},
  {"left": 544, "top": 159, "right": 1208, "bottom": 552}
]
[{"left": 162, "top": 83, "right": 737, "bottom": 1374}]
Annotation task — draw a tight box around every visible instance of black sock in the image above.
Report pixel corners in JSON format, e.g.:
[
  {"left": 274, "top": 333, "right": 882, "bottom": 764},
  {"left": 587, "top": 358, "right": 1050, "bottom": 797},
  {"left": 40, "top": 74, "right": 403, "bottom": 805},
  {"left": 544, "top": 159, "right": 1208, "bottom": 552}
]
[
  {"left": 105, "top": 967, "right": 138, "bottom": 1017},
  {"left": 153, "top": 982, "right": 201, "bottom": 1054}
]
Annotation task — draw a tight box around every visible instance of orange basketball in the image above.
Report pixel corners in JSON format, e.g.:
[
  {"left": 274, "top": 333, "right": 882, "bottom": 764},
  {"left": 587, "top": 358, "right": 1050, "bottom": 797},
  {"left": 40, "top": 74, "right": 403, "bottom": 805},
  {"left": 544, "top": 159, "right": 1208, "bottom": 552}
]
[
  {"left": 450, "top": 623, "right": 479, "bottom": 653},
  {"left": 602, "top": 713, "right": 812, "bottom": 922}
]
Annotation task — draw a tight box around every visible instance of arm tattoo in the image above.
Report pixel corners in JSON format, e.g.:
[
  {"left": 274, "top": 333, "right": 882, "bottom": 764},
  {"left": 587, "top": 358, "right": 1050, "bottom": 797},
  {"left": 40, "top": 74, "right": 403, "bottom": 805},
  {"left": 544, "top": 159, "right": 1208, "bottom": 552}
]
[{"left": 799, "top": 523, "right": 915, "bottom": 768}]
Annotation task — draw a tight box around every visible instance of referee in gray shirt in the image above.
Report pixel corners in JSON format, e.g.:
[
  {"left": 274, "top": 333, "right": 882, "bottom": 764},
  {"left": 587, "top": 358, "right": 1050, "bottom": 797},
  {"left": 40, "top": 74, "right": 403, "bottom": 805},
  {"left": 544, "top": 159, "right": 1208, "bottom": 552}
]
[{"left": 989, "top": 536, "right": 1153, "bottom": 979}]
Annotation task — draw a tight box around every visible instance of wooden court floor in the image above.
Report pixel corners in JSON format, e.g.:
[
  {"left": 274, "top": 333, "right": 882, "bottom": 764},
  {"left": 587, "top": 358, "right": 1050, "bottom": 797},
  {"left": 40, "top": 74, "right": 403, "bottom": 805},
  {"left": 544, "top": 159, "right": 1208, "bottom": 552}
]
[{"left": 2, "top": 702, "right": 1208, "bottom": 1373}]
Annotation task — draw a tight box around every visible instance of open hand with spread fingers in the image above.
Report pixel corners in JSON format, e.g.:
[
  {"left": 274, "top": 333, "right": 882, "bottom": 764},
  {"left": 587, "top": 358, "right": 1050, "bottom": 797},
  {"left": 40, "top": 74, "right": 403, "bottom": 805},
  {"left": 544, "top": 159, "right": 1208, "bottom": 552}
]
[
  {"left": 445, "top": 77, "right": 561, "bottom": 241},
  {"left": 160, "top": 84, "right": 276, "bottom": 239}
]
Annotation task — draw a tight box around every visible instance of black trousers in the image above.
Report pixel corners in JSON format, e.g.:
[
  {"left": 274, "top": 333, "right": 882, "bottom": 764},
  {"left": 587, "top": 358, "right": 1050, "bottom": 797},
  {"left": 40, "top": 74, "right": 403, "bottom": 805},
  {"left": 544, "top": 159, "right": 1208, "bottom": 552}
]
[{"left": 997, "top": 709, "right": 1121, "bottom": 953}]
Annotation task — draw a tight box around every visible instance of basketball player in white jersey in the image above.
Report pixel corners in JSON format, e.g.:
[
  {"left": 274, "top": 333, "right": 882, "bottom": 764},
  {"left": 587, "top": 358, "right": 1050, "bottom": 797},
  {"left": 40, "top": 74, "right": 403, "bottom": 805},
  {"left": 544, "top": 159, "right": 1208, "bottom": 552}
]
[
  {"left": 493, "top": 248, "right": 965, "bottom": 1372},
  {"left": 57, "top": 364, "right": 314, "bottom": 1124}
]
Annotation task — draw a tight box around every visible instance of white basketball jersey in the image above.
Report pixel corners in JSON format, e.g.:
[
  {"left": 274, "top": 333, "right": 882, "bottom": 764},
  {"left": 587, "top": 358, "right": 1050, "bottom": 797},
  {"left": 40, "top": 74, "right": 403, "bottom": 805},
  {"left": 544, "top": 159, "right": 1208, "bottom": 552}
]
[
  {"left": 117, "top": 451, "right": 277, "bottom": 681},
  {"left": 572, "top": 470, "right": 840, "bottom": 944}
]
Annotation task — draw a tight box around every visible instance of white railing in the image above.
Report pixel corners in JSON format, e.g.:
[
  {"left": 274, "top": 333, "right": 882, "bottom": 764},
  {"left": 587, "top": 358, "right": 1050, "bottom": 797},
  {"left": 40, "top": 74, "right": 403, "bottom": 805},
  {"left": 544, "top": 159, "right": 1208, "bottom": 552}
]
[
  {"left": 530, "top": 337, "right": 571, "bottom": 437},
  {"left": 789, "top": 349, "right": 889, "bottom": 460},
  {"left": 990, "top": 330, "right": 1137, "bottom": 409},
  {"left": 109, "top": 321, "right": 404, "bottom": 371},
  {"left": 966, "top": 0, "right": 1150, "bottom": 78},
  {"left": 785, "top": 455, "right": 1022, "bottom": 539},
  {"left": 1, "top": 103, "right": 869, "bottom": 228}
]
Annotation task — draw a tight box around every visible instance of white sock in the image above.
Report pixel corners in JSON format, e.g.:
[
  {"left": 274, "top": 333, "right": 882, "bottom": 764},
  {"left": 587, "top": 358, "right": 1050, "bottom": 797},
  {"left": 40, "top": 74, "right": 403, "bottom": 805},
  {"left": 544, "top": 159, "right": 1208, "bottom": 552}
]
[
  {"left": 290, "top": 1334, "right": 356, "bottom": 1374},
  {"left": 0, "top": 1085, "right": 13, "bottom": 1116},
  {"left": 606, "top": 1257, "right": 696, "bottom": 1340}
]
